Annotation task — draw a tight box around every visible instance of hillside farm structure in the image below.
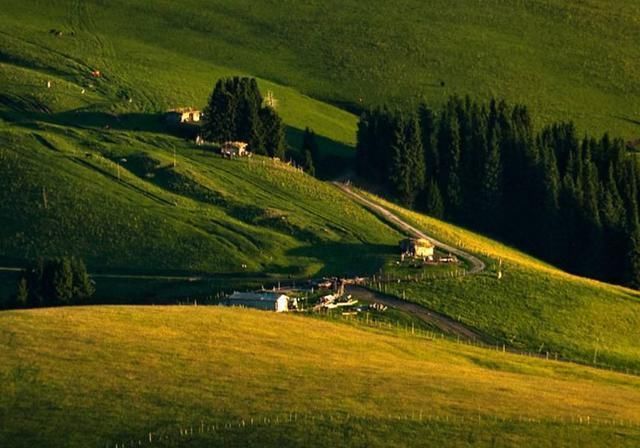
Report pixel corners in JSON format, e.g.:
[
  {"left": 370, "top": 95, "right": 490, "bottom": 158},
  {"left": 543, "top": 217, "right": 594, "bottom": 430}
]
[
  {"left": 221, "top": 141, "right": 249, "bottom": 157},
  {"left": 165, "top": 107, "right": 201, "bottom": 125},
  {"left": 400, "top": 238, "right": 435, "bottom": 259},
  {"left": 227, "top": 291, "right": 289, "bottom": 312}
]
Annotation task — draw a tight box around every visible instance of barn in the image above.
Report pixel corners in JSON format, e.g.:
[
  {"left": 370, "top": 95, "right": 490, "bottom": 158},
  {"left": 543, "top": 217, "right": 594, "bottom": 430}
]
[{"left": 226, "top": 291, "right": 289, "bottom": 312}]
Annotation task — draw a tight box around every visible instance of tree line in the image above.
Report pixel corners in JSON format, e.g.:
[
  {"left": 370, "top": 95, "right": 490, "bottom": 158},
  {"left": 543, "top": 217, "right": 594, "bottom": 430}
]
[
  {"left": 8, "top": 257, "right": 95, "bottom": 309},
  {"left": 356, "top": 96, "right": 640, "bottom": 287}
]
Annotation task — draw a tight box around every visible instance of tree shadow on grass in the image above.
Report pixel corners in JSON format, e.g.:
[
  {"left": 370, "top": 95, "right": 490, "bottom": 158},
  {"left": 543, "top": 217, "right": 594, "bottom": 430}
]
[
  {"left": 287, "top": 242, "right": 395, "bottom": 278},
  {"left": 285, "top": 126, "right": 354, "bottom": 180},
  {"left": 1, "top": 107, "right": 199, "bottom": 138}
]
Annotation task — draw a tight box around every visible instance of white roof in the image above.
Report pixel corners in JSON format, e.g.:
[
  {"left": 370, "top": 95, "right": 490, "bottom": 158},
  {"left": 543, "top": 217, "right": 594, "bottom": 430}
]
[{"left": 228, "top": 292, "right": 289, "bottom": 302}]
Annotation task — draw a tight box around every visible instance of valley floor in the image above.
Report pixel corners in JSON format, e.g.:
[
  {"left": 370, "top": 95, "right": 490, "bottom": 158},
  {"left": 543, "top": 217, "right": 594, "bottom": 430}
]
[{"left": 2, "top": 306, "right": 640, "bottom": 448}]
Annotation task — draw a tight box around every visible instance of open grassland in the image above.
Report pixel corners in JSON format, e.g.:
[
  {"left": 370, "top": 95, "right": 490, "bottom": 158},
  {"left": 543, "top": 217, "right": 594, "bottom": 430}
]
[
  {"left": 0, "top": 125, "right": 400, "bottom": 286},
  {"left": 359, "top": 190, "right": 640, "bottom": 371},
  {"left": 2, "top": 306, "right": 640, "bottom": 447},
  {"left": 2, "top": 0, "right": 639, "bottom": 139},
  {"left": 0, "top": 0, "right": 357, "bottom": 154}
]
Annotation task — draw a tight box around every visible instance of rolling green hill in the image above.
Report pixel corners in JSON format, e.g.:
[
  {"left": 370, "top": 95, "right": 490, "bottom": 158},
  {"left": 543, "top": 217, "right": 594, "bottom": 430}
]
[
  {"left": 2, "top": 306, "right": 640, "bottom": 448},
  {"left": 2, "top": 0, "right": 639, "bottom": 139},
  {"left": 0, "top": 125, "right": 399, "bottom": 276},
  {"left": 0, "top": 0, "right": 639, "bottom": 371},
  {"left": 360, "top": 190, "right": 640, "bottom": 372}
]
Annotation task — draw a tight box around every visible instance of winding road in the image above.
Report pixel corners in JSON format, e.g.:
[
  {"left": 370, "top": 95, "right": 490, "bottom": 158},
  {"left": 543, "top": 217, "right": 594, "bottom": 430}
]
[
  {"left": 335, "top": 182, "right": 486, "bottom": 274},
  {"left": 335, "top": 182, "right": 489, "bottom": 341},
  {"left": 2, "top": 183, "right": 489, "bottom": 341}
]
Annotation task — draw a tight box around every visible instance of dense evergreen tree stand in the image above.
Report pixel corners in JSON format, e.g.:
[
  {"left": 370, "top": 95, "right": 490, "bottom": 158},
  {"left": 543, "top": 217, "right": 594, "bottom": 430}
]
[
  {"left": 9, "top": 257, "right": 95, "bottom": 309},
  {"left": 356, "top": 96, "right": 640, "bottom": 288},
  {"left": 202, "top": 77, "right": 285, "bottom": 158}
]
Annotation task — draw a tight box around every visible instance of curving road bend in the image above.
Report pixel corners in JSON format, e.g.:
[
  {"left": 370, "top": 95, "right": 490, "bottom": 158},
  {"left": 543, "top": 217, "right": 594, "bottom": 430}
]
[
  {"left": 334, "top": 182, "right": 486, "bottom": 274},
  {"left": 346, "top": 285, "right": 487, "bottom": 341},
  {"left": 335, "top": 182, "right": 489, "bottom": 342}
]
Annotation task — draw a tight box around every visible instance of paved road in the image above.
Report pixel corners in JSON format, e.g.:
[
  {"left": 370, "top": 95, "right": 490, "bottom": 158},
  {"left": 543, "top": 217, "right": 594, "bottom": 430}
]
[{"left": 334, "top": 183, "right": 486, "bottom": 274}]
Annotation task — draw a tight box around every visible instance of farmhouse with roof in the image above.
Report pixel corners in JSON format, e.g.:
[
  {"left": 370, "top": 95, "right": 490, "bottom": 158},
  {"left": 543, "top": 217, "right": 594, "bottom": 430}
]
[
  {"left": 400, "top": 238, "right": 435, "bottom": 259},
  {"left": 221, "top": 141, "right": 249, "bottom": 157}
]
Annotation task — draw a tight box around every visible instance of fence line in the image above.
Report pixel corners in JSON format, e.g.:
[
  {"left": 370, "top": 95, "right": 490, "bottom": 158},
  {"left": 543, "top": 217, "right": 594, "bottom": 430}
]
[
  {"left": 105, "top": 410, "right": 640, "bottom": 447},
  {"left": 316, "top": 308, "right": 640, "bottom": 378}
]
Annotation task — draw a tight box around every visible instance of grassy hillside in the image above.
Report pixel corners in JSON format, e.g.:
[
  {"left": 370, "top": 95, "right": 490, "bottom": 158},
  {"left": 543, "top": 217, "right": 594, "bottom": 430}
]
[
  {"left": 1, "top": 0, "right": 639, "bottom": 278},
  {"left": 2, "top": 0, "right": 639, "bottom": 139},
  {"left": 0, "top": 1, "right": 357, "bottom": 150},
  {"left": 0, "top": 0, "right": 401, "bottom": 291},
  {"left": 359, "top": 190, "right": 640, "bottom": 371},
  {"left": 0, "top": 124, "right": 400, "bottom": 280},
  {"left": 2, "top": 306, "right": 640, "bottom": 447}
]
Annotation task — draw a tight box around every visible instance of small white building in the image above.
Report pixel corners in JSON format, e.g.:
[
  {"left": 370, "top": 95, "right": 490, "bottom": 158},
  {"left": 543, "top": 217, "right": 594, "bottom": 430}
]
[{"left": 227, "top": 291, "right": 289, "bottom": 312}]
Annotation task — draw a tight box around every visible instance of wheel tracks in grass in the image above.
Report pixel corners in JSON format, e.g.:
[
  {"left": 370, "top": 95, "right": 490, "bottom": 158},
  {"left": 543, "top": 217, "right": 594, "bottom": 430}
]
[
  {"left": 68, "top": 0, "right": 158, "bottom": 111},
  {"left": 189, "top": 158, "right": 369, "bottom": 242}
]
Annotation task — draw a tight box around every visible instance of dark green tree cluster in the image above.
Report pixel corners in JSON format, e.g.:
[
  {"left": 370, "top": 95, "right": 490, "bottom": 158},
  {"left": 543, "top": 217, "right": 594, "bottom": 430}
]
[
  {"left": 356, "top": 96, "right": 640, "bottom": 288},
  {"left": 356, "top": 109, "right": 424, "bottom": 207},
  {"left": 300, "top": 127, "right": 319, "bottom": 176},
  {"left": 202, "top": 77, "right": 286, "bottom": 159},
  {"left": 11, "top": 257, "right": 94, "bottom": 308}
]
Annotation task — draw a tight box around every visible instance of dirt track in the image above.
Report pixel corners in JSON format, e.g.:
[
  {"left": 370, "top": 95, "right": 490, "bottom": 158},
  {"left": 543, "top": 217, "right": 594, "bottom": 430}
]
[
  {"left": 335, "top": 183, "right": 486, "bottom": 274},
  {"left": 347, "top": 285, "right": 487, "bottom": 342},
  {"left": 335, "top": 182, "right": 489, "bottom": 342}
]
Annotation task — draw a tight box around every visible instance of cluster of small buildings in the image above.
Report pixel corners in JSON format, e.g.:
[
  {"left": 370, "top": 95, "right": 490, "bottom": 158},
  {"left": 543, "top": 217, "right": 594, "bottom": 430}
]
[{"left": 165, "top": 107, "right": 252, "bottom": 158}]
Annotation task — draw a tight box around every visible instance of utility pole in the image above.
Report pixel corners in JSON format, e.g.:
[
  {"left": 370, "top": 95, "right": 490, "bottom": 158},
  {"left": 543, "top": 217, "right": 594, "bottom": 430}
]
[
  {"left": 42, "top": 186, "right": 48, "bottom": 209},
  {"left": 264, "top": 90, "right": 278, "bottom": 109}
]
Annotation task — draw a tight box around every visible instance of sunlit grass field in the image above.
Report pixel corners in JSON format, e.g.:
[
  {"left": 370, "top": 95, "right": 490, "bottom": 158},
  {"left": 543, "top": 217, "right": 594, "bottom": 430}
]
[
  {"left": 2, "top": 306, "right": 640, "bottom": 447},
  {"left": 2, "top": 2, "right": 640, "bottom": 445},
  {"left": 2, "top": 0, "right": 639, "bottom": 138},
  {"left": 359, "top": 190, "right": 640, "bottom": 371},
  {"left": 0, "top": 126, "right": 400, "bottom": 284}
]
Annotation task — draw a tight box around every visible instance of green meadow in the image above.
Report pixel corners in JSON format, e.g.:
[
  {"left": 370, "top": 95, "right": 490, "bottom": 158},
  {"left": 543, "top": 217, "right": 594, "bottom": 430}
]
[
  {"left": 0, "top": 127, "right": 400, "bottom": 281},
  {"left": 2, "top": 1, "right": 640, "bottom": 446},
  {"left": 2, "top": 0, "right": 639, "bottom": 139},
  {"left": 2, "top": 306, "right": 640, "bottom": 448},
  {"left": 361, "top": 191, "right": 640, "bottom": 372}
]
